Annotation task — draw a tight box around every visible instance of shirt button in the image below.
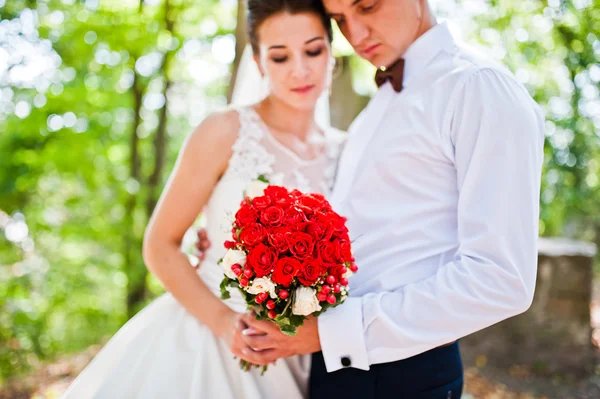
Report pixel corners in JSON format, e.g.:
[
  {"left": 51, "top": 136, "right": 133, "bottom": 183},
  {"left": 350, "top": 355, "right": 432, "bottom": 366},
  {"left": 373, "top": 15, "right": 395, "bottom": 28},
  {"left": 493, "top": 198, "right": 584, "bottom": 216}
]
[{"left": 341, "top": 356, "right": 352, "bottom": 367}]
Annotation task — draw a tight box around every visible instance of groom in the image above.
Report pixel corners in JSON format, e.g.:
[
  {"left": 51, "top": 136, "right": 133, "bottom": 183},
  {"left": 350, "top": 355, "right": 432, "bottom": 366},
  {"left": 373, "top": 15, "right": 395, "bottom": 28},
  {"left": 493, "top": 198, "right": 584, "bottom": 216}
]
[{"left": 200, "top": 0, "right": 545, "bottom": 397}]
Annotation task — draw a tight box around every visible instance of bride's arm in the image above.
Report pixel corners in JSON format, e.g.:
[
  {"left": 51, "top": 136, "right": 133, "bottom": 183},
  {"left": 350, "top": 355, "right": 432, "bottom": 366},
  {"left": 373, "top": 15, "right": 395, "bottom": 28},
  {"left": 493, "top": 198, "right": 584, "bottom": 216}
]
[{"left": 142, "top": 110, "right": 238, "bottom": 338}]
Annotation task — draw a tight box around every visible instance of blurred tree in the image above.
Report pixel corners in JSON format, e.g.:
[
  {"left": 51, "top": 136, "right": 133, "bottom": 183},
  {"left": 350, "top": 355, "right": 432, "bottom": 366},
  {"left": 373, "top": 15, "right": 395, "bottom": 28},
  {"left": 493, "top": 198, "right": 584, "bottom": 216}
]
[{"left": 463, "top": 0, "right": 600, "bottom": 247}]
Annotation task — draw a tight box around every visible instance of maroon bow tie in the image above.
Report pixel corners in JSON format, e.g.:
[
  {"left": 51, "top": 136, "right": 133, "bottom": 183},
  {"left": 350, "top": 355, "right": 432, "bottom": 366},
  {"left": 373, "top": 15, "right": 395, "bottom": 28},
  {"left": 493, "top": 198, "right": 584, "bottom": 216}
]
[{"left": 374, "top": 58, "right": 405, "bottom": 92}]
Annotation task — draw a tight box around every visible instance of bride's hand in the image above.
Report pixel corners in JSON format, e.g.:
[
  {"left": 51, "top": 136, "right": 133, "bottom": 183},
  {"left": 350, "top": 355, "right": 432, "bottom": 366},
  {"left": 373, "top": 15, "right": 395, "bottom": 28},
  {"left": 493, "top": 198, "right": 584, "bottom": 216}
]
[{"left": 217, "top": 311, "right": 274, "bottom": 366}]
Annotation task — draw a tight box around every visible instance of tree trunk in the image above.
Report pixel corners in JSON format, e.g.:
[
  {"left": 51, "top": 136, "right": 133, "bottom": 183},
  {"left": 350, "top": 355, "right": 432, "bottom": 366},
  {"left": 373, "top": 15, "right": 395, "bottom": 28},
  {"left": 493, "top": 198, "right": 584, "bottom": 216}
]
[
  {"left": 227, "top": 0, "right": 248, "bottom": 103},
  {"left": 126, "top": 0, "right": 176, "bottom": 317},
  {"left": 124, "top": 67, "right": 146, "bottom": 319}
]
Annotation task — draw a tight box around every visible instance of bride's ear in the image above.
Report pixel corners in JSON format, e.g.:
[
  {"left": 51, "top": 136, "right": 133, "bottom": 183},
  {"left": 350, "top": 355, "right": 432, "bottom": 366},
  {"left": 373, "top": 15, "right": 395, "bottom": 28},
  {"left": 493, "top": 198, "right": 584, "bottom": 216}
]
[{"left": 253, "top": 54, "right": 265, "bottom": 77}]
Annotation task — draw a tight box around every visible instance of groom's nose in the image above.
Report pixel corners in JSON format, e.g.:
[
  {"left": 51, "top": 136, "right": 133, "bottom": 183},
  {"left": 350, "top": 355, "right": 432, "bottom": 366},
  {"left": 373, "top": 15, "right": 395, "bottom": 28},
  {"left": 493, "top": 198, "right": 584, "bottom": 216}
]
[{"left": 345, "top": 17, "right": 370, "bottom": 48}]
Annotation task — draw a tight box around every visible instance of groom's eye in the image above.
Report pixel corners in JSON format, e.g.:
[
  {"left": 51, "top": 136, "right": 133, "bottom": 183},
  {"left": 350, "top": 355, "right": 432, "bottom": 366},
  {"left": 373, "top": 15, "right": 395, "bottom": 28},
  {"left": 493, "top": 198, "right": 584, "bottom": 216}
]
[
  {"left": 333, "top": 16, "right": 345, "bottom": 26},
  {"left": 360, "top": 0, "right": 378, "bottom": 12}
]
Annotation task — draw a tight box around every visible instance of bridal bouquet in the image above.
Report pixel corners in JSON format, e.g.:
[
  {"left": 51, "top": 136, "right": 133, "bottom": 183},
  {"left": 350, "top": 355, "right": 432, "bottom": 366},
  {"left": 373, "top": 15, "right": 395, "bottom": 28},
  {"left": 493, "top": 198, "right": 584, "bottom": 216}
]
[{"left": 218, "top": 176, "right": 358, "bottom": 371}]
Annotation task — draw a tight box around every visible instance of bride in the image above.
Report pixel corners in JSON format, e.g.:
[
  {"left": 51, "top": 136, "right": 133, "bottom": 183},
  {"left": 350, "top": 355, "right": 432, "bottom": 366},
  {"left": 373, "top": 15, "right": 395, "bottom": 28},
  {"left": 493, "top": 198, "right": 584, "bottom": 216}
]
[{"left": 60, "top": 0, "right": 345, "bottom": 398}]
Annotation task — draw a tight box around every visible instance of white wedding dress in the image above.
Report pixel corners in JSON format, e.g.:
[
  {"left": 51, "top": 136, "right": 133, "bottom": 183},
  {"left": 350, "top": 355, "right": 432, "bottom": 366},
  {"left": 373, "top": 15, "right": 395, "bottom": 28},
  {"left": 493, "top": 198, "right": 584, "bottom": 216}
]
[{"left": 61, "top": 106, "right": 345, "bottom": 399}]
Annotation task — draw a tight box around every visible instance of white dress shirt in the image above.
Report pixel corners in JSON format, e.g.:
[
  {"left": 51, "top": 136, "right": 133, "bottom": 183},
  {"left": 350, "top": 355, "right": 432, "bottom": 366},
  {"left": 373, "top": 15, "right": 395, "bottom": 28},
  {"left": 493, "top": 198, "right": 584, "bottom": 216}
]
[{"left": 318, "top": 22, "right": 545, "bottom": 373}]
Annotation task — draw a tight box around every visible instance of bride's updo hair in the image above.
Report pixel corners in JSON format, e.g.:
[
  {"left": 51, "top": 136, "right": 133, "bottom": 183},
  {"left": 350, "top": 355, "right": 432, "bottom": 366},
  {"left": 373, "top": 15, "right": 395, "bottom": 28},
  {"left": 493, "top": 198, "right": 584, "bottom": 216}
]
[{"left": 246, "top": 0, "right": 333, "bottom": 53}]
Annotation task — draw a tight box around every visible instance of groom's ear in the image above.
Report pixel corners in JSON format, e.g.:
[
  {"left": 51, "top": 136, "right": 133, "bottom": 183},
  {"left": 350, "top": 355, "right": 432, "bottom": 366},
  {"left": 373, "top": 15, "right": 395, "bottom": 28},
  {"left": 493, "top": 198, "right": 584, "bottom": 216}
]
[{"left": 253, "top": 55, "right": 265, "bottom": 77}]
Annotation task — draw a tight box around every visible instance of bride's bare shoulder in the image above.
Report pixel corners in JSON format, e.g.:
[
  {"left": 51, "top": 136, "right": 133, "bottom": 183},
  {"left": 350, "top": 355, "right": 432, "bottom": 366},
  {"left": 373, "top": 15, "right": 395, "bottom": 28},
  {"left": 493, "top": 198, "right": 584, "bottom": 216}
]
[{"left": 186, "top": 108, "right": 241, "bottom": 149}]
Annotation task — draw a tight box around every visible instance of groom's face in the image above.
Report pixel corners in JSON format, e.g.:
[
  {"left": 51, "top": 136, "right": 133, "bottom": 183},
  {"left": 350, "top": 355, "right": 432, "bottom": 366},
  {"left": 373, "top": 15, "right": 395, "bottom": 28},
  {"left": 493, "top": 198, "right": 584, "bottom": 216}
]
[{"left": 323, "top": 0, "right": 424, "bottom": 68}]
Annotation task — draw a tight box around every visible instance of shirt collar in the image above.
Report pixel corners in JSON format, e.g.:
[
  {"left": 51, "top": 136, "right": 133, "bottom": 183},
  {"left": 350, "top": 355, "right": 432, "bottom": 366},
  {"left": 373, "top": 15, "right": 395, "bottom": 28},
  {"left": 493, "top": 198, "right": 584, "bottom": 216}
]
[{"left": 401, "top": 21, "right": 457, "bottom": 87}]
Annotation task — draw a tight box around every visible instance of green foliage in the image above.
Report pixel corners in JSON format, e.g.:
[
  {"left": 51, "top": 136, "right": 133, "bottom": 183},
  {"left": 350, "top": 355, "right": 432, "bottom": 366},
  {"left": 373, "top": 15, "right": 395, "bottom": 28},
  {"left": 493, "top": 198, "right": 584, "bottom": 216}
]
[
  {"left": 461, "top": 0, "right": 600, "bottom": 239},
  {"left": 0, "top": 0, "right": 235, "bottom": 380}
]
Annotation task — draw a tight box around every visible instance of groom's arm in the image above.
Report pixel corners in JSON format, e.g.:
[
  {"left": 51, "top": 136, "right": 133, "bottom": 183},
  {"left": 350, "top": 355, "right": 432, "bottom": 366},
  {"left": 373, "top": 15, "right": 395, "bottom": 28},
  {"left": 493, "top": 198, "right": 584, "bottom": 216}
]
[{"left": 318, "top": 67, "right": 546, "bottom": 372}]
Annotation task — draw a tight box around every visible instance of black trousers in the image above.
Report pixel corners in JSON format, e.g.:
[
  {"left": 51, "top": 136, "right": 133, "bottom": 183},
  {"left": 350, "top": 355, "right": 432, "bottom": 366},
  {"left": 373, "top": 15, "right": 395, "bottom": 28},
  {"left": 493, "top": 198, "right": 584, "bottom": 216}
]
[{"left": 309, "top": 342, "right": 463, "bottom": 399}]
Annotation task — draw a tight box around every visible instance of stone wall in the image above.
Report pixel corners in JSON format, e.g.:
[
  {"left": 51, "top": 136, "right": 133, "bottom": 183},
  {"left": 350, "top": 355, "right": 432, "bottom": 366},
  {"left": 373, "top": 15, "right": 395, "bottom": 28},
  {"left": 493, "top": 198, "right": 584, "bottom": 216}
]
[{"left": 460, "top": 237, "right": 598, "bottom": 377}]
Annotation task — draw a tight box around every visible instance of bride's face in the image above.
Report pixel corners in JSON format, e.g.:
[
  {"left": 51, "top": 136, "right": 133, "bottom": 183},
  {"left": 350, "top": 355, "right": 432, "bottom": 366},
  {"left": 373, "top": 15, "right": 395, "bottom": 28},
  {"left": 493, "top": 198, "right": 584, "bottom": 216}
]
[{"left": 255, "top": 12, "right": 331, "bottom": 111}]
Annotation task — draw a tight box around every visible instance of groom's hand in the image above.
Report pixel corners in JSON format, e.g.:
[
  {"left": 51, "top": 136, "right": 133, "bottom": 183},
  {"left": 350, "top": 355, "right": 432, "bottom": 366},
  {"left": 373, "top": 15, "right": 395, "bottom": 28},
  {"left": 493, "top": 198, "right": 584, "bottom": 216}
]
[{"left": 238, "top": 312, "right": 321, "bottom": 364}]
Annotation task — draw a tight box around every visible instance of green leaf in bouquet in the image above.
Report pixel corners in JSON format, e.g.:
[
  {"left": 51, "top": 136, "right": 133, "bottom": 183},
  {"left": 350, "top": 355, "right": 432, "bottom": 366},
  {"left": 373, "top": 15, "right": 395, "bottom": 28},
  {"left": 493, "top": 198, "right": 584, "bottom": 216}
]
[
  {"left": 257, "top": 174, "right": 270, "bottom": 184},
  {"left": 289, "top": 314, "right": 305, "bottom": 328},
  {"left": 220, "top": 279, "right": 231, "bottom": 300},
  {"left": 279, "top": 323, "right": 298, "bottom": 336}
]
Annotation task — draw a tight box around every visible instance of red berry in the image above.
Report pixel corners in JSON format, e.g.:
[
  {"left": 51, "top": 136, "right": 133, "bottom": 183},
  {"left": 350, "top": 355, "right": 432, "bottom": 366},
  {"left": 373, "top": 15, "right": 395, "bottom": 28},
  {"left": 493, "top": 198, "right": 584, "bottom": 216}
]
[
  {"left": 266, "top": 300, "right": 276, "bottom": 310},
  {"left": 326, "top": 294, "right": 336, "bottom": 305},
  {"left": 321, "top": 285, "right": 331, "bottom": 295},
  {"left": 240, "top": 277, "right": 249, "bottom": 287},
  {"left": 243, "top": 268, "right": 253, "bottom": 278},
  {"left": 224, "top": 241, "right": 235, "bottom": 249},
  {"left": 257, "top": 292, "right": 269, "bottom": 302},
  {"left": 317, "top": 292, "right": 327, "bottom": 302},
  {"left": 279, "top": 290, "right": 289, "bottom": 299},
  {"left": 326, "top": 275, "right": 337, "bottom": 285},
  {"left": 340, "top": 278, "right": 349, "bottom": 286},
  {"left": 233, "top": 267, "right": 243, "bottom": 277},
  {"left": 255, "top": 294, "right": 265, "bottom": 304},
  {"left": 333, "top": 284, "right": 341, "bottom": 293},
  {"left": 350, "top": 264, "right": 358, "bottom": 273},
  {"left": 268, "top": 310, "right": 277, "bottom": 319}
]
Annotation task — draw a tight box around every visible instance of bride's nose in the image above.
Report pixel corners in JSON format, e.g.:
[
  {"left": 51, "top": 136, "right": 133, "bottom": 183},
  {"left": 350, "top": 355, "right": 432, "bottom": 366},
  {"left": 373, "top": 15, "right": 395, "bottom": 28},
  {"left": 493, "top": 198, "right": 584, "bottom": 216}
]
[{"left": 290, "top": 55, "right": 310, "bottom": 79}]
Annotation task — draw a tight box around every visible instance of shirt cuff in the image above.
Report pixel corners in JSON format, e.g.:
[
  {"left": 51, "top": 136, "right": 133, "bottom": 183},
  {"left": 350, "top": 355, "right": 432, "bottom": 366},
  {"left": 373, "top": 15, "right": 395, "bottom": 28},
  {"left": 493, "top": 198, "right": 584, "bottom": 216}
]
[{"left": 317, "top": 296, "right": 369, "bottom": 372}]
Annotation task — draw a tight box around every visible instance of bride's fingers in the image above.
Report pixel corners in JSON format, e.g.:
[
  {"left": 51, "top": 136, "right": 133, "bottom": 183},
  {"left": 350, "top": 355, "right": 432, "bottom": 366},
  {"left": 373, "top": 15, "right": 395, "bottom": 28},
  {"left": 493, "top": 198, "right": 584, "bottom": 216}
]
[
  {"left": 240, "top": 313, "right": 278, "bottom": 334},
  {"left": 241, "top": 347, "right": 277, "bottom": 366},
  {"left": 241, "top": 333, "right": 275, "bottom": 351},
  {"left": 241, "top": 327, "right": 265, "bottom": 336}
]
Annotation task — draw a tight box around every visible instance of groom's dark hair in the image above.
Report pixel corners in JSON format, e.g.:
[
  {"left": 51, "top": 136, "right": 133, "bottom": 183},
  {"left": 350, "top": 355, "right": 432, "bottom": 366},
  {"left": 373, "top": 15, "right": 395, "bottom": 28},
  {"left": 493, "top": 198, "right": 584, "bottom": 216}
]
[{"left": 246, "top": 0, "right": 333, "bottom": 53}]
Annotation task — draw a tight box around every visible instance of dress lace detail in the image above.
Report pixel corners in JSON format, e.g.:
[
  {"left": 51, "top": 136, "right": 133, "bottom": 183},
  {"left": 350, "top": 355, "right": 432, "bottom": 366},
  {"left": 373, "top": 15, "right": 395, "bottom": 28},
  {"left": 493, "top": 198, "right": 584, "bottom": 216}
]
[{"left": 226, "top": 107, "right": 276, "bottom": 184}]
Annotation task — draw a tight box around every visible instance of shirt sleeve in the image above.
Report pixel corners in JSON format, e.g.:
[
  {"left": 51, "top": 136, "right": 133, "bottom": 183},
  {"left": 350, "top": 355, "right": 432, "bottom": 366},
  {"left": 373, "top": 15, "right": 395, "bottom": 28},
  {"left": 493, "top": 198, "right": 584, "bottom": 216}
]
[{"left": 317, "top": 68, "right": 546, "bottom": 372}]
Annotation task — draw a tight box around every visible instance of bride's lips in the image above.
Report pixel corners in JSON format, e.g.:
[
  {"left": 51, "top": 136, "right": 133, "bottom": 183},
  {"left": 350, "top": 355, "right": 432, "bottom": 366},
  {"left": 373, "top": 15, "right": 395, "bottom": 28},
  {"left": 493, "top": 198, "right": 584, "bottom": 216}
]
[{"left": 291, "top": 84, "right": 315, "bottom": 94}]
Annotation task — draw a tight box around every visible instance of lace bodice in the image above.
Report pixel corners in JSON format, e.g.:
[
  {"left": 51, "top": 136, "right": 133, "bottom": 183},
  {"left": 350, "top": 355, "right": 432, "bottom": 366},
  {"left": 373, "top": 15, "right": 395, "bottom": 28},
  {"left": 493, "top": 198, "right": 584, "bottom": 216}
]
[{"left": 197, "top": 106, "right": 345, "bottom": 309}]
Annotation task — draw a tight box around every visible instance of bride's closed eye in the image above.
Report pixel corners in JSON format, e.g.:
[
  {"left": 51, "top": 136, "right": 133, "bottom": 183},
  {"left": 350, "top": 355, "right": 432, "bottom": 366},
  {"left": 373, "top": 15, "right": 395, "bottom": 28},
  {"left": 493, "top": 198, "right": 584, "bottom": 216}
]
[
  {"left": 271, "top": 56, "right": 288, "bottom": 63},
  {"left": 306, "top": 48, "right": 324, "bottom": 57}
]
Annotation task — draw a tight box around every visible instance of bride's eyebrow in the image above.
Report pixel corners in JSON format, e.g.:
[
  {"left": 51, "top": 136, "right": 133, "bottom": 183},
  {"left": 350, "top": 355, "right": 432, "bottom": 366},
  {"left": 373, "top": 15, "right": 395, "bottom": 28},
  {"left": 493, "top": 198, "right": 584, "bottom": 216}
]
[
  {"left": 268, "top": 37, "right": 324, "bottom": 50},
  {"left": 305, "top": 37, "right": 324, "bottom": 44}
]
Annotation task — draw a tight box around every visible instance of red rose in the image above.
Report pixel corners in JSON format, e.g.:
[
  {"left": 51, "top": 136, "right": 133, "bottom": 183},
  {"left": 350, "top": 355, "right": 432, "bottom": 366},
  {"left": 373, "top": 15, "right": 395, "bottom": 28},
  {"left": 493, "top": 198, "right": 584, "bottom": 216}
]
[
  {"left": 260, "top": 206, "right": 285, "bottom": 226},
  {"left": 287, "top": 232, "right": 315, "bottom": 259},
  {"left": 264, "top": 186, "right": 293, "bottom": 209},
  {"left": 264, "top": 186, "right": 289, "bottom": 199},
  {"left": 284, "top": 207, "right": 308, "bottom": 227},
  {"left": 334, "top": 238, "right": 354, "bottom": 263},
  {"left": 327, "top": 264, "right": 347, "bottom": 280},
  {"left": 298, "top": 258, "right": 324, "bottom": 286},
  {"left": 252, "top": 195, "right": 272, "bottom": 210},
  {"left": 235, "top": 205, "right": 258, "bottom": 228},
  {"left": 313, "top": 213, "right": 334, "bottom": 241},
  {"left": 272, "top": 257, "right": 301, "bottom": 287},
  {"left": 267, "top": 227, "right": 291, "bottom": 253},
  {"left": 303, "top": 221, "right": 328, "bottom": 240},
  {"left": 298, "top": 194, "right": 327, "bottom": 214},
  {"left": 289, "top": 189, "right": 303, "bottom": 199},
  {"left": 310, "top": 193, "right": 331, "bottom": 209},
  {"left": 316, "top": 241, "right": 337, "bottom": 264},
  {"left": 247, "top": 244, "right": 278, "bottom": 277},
  {"left": 330, "top": 213, "right": 349, "bottom": 236},
  {"left": 239, "top": 224, "right": 266, "bottom": 247}
]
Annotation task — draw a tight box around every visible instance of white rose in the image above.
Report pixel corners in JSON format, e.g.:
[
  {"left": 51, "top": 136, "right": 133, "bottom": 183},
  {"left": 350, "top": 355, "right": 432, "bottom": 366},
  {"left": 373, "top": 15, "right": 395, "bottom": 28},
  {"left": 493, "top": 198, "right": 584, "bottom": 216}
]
[
  {"left": 245, "top": 180, "right": 269, "bottom": 199},
  {"left": 292, "top": 287, "right": 322, "bottom": 316},
  {"left": 245, "top": 277, "right": 277, "bottom": 299},
  {"left": 222, "top": 249, "right": 246, "bottom": 279}
]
